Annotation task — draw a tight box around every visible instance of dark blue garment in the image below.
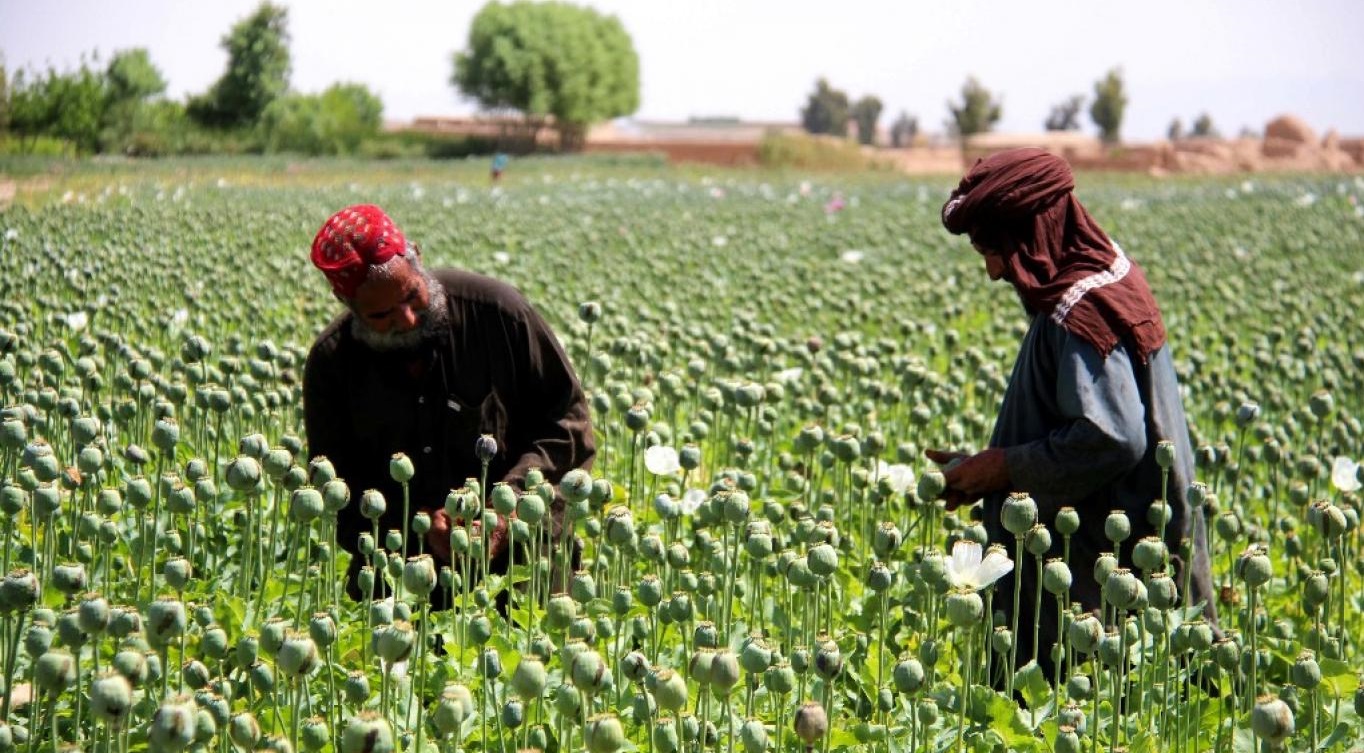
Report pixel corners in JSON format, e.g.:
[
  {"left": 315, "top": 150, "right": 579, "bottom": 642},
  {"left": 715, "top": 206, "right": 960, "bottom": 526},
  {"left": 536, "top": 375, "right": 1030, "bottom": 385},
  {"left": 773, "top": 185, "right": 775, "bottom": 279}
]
[{"left": 987, "top": 313, "right": 1217, "bottom": 669}]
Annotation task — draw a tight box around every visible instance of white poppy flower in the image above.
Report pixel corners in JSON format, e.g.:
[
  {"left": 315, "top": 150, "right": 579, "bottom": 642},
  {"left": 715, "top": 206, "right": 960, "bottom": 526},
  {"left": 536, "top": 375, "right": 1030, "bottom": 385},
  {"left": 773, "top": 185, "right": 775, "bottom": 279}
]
[
  {"left": 839, "top": 250, "right": 865, "bottom": 264},
  {"left": 875, "top": 461, "right": 915, "bottom": 495},
  {"left": 680, "top": 488, "right": 706, "bottom": 516},
  {"left": 945, "top": 540, "right": 1013, "bottom": 591},
  {"left": 774, "top": 367, "right": 804, "bottom": 385},
  {"left": 644, "top": 446, "right": 681, "bottom": 476},
  {"left": 493, "top": 251, "right": 511, "bottom": 265},
  {"left": 1332, "top": 457, "right": 1361, "bottom": 493},
  {"left": 64, "top": 312, "right": 88, "bottom": 331},
  {"left": 171, "top": 308, "right": 189, "bottom": 327},
  {"left": 3, "top": 229, "right": 17, "bottom": 242}
]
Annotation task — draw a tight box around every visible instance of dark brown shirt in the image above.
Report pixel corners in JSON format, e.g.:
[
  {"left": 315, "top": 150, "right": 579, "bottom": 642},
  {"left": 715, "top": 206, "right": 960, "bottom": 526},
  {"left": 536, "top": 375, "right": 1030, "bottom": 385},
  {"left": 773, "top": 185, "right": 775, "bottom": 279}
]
[{"left": 303, "top": 267, "right": 594, "bottom": 598}]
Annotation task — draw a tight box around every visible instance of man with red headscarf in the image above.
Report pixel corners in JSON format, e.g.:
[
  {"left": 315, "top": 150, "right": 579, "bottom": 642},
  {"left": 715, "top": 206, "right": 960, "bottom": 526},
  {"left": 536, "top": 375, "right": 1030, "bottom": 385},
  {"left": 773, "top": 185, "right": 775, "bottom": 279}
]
[
  {"left": 303, "top": 204, "right": 594, "bottom": 605},
  {"left": 927, "top": 148, "right": 1216, "bottom": 675}
]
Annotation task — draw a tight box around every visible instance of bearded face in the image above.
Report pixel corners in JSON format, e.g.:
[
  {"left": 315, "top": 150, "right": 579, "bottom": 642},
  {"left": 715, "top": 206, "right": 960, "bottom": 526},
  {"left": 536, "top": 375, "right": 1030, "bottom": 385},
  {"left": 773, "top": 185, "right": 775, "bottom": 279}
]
[{"left": 347, "top": 254, "right": 449, "bottom": 352}]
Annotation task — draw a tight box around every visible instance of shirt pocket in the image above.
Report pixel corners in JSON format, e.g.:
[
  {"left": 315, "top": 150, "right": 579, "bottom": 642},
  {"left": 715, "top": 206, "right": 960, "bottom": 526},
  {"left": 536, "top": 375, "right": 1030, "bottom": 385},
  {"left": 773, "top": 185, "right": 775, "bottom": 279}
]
[{"left": 445, "top": 390, "right": 508, "bottom": 462}]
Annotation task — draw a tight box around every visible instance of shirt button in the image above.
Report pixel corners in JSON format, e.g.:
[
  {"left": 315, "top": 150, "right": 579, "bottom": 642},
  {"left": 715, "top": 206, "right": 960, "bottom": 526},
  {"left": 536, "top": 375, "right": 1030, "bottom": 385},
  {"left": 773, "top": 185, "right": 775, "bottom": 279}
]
[
  {"left": 418, "top": 396, "right": 425, "bottom": 405},
  {"left": 423, "top": 446, "right": 432, "bottom": 454}
]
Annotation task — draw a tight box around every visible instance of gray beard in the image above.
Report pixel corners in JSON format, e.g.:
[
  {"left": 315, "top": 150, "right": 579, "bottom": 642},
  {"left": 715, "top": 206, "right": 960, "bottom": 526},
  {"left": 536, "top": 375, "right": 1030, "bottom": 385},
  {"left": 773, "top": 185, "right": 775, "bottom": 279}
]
[{"left": 349, "top": 275, "right": 450, "bottom": 352}]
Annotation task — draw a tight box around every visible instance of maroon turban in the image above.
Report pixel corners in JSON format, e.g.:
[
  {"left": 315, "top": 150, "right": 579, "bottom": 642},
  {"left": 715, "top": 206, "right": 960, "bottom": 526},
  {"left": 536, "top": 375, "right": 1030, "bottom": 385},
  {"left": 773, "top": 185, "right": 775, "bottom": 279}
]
[
  {"left": 942, "top": 148, "right": 1166, "bottom": 361},
  {"left": 311, "top": 205, "right": 408, "bottom": 298}
]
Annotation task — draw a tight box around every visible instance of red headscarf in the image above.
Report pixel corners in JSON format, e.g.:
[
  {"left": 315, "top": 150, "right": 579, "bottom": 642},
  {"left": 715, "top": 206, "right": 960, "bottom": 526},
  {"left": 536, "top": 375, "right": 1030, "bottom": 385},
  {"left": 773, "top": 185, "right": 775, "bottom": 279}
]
[
  {"left": 941, "top": 148, "right": 1166, "bottom": 361},
  {"left": 311, "top": 204, "right": 408, "bottom": 298}
]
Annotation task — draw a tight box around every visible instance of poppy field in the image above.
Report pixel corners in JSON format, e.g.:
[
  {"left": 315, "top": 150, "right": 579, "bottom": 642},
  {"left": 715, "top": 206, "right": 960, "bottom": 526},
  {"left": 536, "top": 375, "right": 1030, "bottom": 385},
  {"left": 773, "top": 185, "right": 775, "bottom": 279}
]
[{"left": 0, "top": 159, "right": 1361, "bottom": 752}]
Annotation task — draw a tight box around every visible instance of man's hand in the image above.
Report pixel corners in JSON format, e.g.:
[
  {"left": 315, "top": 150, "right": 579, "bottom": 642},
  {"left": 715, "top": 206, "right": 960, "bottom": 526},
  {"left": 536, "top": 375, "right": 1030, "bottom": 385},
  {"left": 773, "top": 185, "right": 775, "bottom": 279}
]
[
  {"left": 939, "top": 448, "right": 1011, "bottom": 510},
  {"left": 426, "top": 508, "right": 511, "bottom": 566},
  {"left": 924, "top": 448, "right": 967, "bottom": 466}
]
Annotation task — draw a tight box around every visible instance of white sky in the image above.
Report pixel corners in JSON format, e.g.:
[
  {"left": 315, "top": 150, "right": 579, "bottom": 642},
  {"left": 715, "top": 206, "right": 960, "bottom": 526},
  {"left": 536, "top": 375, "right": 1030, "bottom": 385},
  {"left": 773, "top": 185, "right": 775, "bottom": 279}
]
[{"left": 2, "top": 0, "right": 1362, "bottom": 140}]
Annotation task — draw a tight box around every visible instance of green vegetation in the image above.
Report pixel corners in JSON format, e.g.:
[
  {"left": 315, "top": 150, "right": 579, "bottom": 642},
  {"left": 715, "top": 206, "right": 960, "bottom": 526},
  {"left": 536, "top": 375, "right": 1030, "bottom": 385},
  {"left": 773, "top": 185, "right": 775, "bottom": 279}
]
[{"left": 0, "top": 159, "right": 1360, "bottom": 752}]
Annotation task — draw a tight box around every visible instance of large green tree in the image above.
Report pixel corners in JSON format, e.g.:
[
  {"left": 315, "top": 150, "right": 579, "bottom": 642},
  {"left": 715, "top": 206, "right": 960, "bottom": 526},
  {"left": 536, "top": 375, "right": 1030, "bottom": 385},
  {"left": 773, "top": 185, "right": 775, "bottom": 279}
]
[
  {"left": 850, "top": 95, "right": 883, "bottom": 145},
  {"left": 947, "top": 76, "right": 1001, "bottom": 140},
  {"left": 800, "top": 78, "right": 849, "bottom": 137},
  {"left": 189, "top": 2, "right": 291, "bottom": 128},
  {"left": 1089, "top": 67, "right": 1127, "bottom": 144},
  {"left": 453, "top": 1, "right": 640, "bottom": 152}
]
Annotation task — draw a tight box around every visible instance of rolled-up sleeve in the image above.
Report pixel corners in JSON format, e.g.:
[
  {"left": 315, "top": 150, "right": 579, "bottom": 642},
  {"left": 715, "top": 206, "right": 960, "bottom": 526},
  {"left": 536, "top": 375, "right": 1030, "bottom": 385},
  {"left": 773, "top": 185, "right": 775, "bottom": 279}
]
[{"left": 1004, "top": 331, "right": 1147, "bottom": 499}]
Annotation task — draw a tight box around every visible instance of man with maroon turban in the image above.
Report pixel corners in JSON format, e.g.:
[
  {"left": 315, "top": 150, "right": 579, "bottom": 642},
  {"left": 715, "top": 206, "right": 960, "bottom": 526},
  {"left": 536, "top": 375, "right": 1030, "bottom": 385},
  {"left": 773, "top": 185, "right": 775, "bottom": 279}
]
[
  {"left": 927, "top": 148, "right": 1216, "bottom": 675},
  {"left": 303, "top": 204, "right": 594, "bottom": 605}
]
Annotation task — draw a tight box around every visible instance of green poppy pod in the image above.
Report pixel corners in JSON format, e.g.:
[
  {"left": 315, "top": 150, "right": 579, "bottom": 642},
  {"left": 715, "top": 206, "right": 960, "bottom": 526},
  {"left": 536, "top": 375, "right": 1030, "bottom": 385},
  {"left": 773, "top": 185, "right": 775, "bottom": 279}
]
[
  {"left": 388, "top": 453, "right": 414, "bottom": 483},
  {"left": 276, "top": 631, "right": 319, "bottom": 678},
  {"left": 1249, "top": 695, "right": 1295, "bottom": 745},
  {"left": 916, "top": 471, "right": 946, "bottom": 502},
  {"left": 1001, "top": 493, "right": 1038, "bottom": 535},
  {"left": 1093, "top": 552, "right": 1118, "bottom": 587},
  {"left": 480, "top": 646, "right": 503, "bottom": 679},
  {"left": 571, "top": 571, "right": 597, "bottom": 603},
  {"left": 225, "top": 456, "right": 261, "bottom": 492},
  {"left": 560, "top": 468, "right": 593, "bottom": 503},
  {"left": 1154, "top": 440, "right": 1177, "bottom": 470},
  {"left": 373, "top": 621, "right": 415, "bottom": 664},
  {"left": 488, "top": 482, "right": 516, "bottom": 516},
  {"left": 570, "top": 649, "right": 608, "bottom": 690},
  {"left": 148, "top": 697, "right": 197, "bottom": 752},
  {"left": 1024, "top": 524, "right": 1052, "bottom": 556},
  {"left": 1068, "top": 613, "right": 1102, "bottom": 655},
  {"left": 945, "top": 589, "right": 983, "bottom": 628},
  {"left": 510, "top": 655, "right": 548, "bottom": 701},
  {"left": 892, "top": 657, "right": 925, "bottom": 694},
  {"left": 1103, "top": 510, "right": 1131, "bottom": 544},
  {"left": 402, "top": 555, "right": 437, "bottom": 597},
  {"left": 35, "top": 649, "right": 77, "bottom": 694},
  {"left": 793, "top": 701, "right": 828, "bottom": 744},
  {"left": 807, "top": 543, "right": 837, "bottom": 576},
  {"left": 163, "top": 557, "right": 192, "bottom": 591},
  {"left": 553, "top": 681, "right": 581, "bottom": 717},
  {"left": 1147, "top": 572, "right": 1179, "bottom": 610},
  {"left": 335, "top": 671, "right": 369, "bottom": 706},
  {"left": 653, "top": 718, "right": 680, "bottom": 753},
  {"left": 90, "top": 671, "right": 134, "bottom": 726},
  {"left": 289, "top": 487, "right": 324, "bottom": 524},
  {"left": 146, "top": 597, "right": 187, "bottom": 648},
  {"left": 1236, "top": 547, "right": 1273, "bottom": 588},
  {"left": 1290, "top": 651, "right": 1321, "bottom": 689},
  {"left": 341, "top": 711, "right": 394, "bottom": 753},
  {"left": 710, "top": 650, "right": 741, "bottom": 693},
  {"left": 1043, "top": 559, "right": 1072, "bottom": 595},
  {"left": 585, "top": 713, "right": 627, "bottom": 753}
]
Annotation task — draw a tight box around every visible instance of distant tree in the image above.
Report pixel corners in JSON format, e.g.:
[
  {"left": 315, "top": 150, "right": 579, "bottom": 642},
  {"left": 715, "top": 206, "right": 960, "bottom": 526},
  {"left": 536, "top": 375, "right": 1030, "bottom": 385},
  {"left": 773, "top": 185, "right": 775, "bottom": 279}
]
[
  {"left": 258, "top": 82, "right": 384, "bottom": 155},
  {"left": 1191, "top": 113, "right": 1219, "bottom": 138},
  {"left": 0, "top": 57, "right": 9, "bottom": 132},
  {"left": 189, "top": 3, "right": 291, "bottom": 127},
  {"left": 1088, "top": 67, "right": 1127, "bottom": 144},
  {"left": 800, "top": 78, "right": 850, "bottom": 137},
  {"left": 453, "top": 1, "right": 639, "bottom": 152},
  {"left": 850, "top": 95, "right": 883, "bottom": 145},
  {"left": 946, "top": 76, "right": 1001, "bottom": 140},
  {"left": 1044, "top": 94, "right": 1085, "bottom": 131},
  {"left": 1167, "top": 118, "right": 1184, "bottom": 141},
  {"left": 890, "top": 111, "right": 918, "bottom": 148},
  {"left": 105, "top": 48, "right": 166, "bottom": 104},
  {"left": 1238, "top": 126, "right": 1259, "bottom": 139},
  {"left": 100, "top": 48, "right": 170, "bottom": 150},
  {"left": 6, "top": 60, "right": 106, "bottom": 152}
]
